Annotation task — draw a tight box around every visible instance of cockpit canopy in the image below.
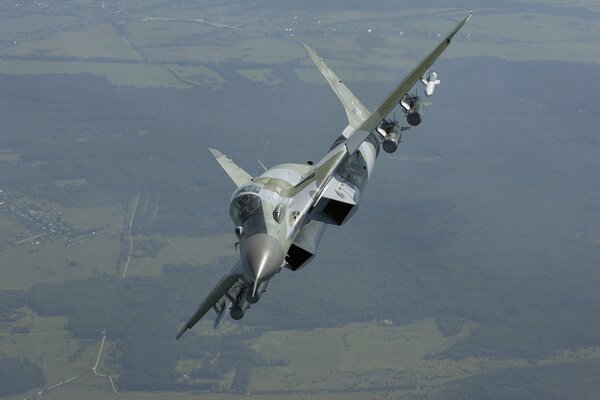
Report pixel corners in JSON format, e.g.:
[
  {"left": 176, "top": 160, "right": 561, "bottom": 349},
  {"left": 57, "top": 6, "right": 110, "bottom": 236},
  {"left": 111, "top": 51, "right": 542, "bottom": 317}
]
[{"left": 229, "top": 183, "right": 262, "bottom": 225}]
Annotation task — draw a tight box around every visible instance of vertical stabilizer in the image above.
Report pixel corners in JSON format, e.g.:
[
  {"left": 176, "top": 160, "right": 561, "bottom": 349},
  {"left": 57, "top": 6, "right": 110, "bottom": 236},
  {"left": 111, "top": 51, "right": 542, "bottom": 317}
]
[{"left": 302, "top": 43, "right": 371, "bottom": 129}]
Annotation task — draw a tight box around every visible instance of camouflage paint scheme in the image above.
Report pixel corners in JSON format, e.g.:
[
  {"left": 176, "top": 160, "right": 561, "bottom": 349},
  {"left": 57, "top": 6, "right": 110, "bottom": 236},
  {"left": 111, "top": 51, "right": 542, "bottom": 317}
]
[{"left": 177, "top": 13, "right": 471, "bottom": 339}]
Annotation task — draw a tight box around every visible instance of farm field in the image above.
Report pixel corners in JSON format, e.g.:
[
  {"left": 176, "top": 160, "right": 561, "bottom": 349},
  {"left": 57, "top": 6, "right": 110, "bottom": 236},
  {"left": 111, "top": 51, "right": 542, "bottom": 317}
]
[{"left": 1, "top": 1, "right": 599, "bottom": 399}]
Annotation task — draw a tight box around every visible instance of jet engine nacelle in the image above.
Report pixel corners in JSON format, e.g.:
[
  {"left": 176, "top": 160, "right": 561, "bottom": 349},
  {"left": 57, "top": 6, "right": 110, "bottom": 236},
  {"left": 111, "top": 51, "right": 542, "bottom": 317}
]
[
  {"left": 406, "top": 97, "right": 423, "bottom": 126},
  {"left": 230, "top": 295, "right": 250, "bottom": 320},
  {"left": 377, "top": 119, "right": 410, "bottom": 154},
  {"left": 381, "top": 121, "right": 401, "bottom": 153},
  {"left": 406, "top": 111, "right": 422, "bottom": 126},
  {"left": 400, "top": 94, "right": 424, "bottom": 127},
  {"left": 383, "top": 130, "right": 400, "bottom": 153}
]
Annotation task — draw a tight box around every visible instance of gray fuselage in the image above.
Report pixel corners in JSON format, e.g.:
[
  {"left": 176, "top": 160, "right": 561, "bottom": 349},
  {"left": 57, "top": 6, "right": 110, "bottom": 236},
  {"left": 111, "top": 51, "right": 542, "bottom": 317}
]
[{"left": 231, "top": 132, "right": 380, "bottom": 290}]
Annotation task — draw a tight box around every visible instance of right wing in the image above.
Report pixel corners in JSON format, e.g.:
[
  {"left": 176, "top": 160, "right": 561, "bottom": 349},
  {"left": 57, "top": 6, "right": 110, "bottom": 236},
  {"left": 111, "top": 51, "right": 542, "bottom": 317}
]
[
  {"left": 208, "top": 148, "right": 253, "bottom": 187},
  {"left": 176, "top": 262, "right": 244, "bottom": 339}
]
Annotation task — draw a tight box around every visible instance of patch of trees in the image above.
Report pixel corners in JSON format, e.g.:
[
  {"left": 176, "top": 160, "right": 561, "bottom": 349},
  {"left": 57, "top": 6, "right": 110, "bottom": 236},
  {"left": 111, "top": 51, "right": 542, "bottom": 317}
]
[
  {"left": 26, "top": 259, "right": 270, "bottom": 392},
  {"left": 116, "top": 334, "right": 263, "bottom": 392},
  {"left": 0, "top": 289, "right": 27, "bottom": 322},
  {"left": 427, "top": 360, "right": 600, "bottom": 400},
  {"left": 0, "top": 72, "right": 304, "bottom": 236},
  {"left": 435, "top": 316, "right": 465, "bottom": 337},
  {"left": 28, "top": 274, "right": 117, "bottom": 338},
  {"left": 0, "top": 356, "right": 45, "bottom": 397},
  {"left": 24, "top": 250, "right": 600, "bottom": 394},
  {"left": 26, "top": 241, "right": 600, "bottom": 382},
  {"left": 132, "top": 238, "right": 166, "bottom": 258},
  {"left": 109, "top": 270, "right": 267, "bottom": 392},
  {"left": 436, "top": 313, "right": 600, "bottom": 360}
]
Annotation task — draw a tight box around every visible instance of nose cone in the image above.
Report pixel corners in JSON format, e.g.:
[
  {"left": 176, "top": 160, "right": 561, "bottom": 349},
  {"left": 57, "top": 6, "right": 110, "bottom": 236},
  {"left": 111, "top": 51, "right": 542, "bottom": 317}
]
[{"left": 240, "top": 233, "right": 284, "bottom": 285}]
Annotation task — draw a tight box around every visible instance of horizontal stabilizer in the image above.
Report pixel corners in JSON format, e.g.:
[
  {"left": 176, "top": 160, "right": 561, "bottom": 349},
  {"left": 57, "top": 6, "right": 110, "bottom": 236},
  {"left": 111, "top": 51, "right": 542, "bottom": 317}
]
[{"left": 208, "top": 148, "right": 253, "bottom": 187}]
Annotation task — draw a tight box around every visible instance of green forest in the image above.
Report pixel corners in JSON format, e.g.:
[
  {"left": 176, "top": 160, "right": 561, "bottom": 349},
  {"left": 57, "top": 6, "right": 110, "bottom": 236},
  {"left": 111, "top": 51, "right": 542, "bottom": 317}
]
[
  {"left": 0, "top": 357, "right": 44, "bottom": 397},
  {"left": 1, "top": 0, "right": 599, "bottom": 397}
]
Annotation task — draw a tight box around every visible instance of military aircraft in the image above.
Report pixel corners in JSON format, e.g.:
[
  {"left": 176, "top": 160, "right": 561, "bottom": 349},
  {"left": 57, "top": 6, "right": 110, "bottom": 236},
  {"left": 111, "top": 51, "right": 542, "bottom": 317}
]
[{"left": 176, "top": 12, "right": 471, "bottom": 339}]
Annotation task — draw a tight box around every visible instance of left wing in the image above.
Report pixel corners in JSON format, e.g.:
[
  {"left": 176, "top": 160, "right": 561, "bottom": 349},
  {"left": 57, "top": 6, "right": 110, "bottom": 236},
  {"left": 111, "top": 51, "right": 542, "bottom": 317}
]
[{"left": 176, "top": 262, "right": 244, "bottom": 339}]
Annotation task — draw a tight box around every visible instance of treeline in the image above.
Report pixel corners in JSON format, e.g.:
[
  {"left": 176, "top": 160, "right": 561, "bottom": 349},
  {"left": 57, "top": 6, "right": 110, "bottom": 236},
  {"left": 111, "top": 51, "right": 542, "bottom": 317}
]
[
  {"left": 0, "top": 356, "right": 45, "bottom": 397},
  {"left": 26, "top": 259, "right": 272, "bottom": 392},
  {"left": 28, "top": 248, "right": 600, "bottom": 389},
  {"left": 424, "top": 359, "right": 600, "bottom": 400},
  {"left": 0, "top": 289, "right": 27, "bottom": 322},
  {"left": 29, "top": 274, "right": 117, "bottom": 338},
  {"left": 0, "top": 72, "right": 309, "bottom": 236},
  {"left": 8, "top": 67, "right": 600, "bottom": 387},
  {"left": 115, "top": 333, "right": 266, "bottom": 392},
  {"left": 132, "top": 238, "right": 166, "bottom": 258}
]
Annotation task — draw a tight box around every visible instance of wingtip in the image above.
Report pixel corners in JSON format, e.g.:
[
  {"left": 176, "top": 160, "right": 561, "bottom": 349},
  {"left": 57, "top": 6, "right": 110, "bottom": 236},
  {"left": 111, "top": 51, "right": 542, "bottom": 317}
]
[
  {"left": 208, "top": 147, "right": 223, "bottom": 159},
  {"left": 300, "top": 42, "right": 315, "bottom": 56},
  {"left": 176, "top": 324, "right": 188, "bottom": 340}
]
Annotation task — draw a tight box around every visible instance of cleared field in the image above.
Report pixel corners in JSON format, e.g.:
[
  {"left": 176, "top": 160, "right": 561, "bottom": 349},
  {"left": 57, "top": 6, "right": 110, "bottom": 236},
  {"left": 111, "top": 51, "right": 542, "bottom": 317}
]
[
  {"left": 251, "top": 319, "right": 482, "bottom": 392},
  {"left": 513, "top": 0, "right": 600, "bottom": 12},
  {"left": 452, "top": 39, "right": 600, "bottom": 63},
  {"left": 0, "top": 60, "right": 188, "bottom": 88},
  {"left": 0, "top": 7, "right": 594, "bottom": 92},
  {"left": 40, "top": 386, "right": 414, "bottom": 400},
  {"left": 126, "top": 234, "right": 235, "bottom": 277},
  {"left": 0, "top": 215, "right": 26, "bottom": 239},
  {"left": 0, "top": 151, "right": 20, "bottom": 162},
  {"left": 0, "top": 325, "right": 97, "bottom": 388},
  {"left": 125, "top": 19, "right": 216, "bottom": 48},
  {"left": 0, "top": 14, "right": 77, "bottom": 38},
  {"left": 58, "top": 206, "right": 124, "bottom": 235},
  {"left": 142, "top": 37, "right": 304, "bottom": 65},
  {"left": 467, "top": 13, "right": 599, "bottom": 43},
  {"left": 6, "top": 317, "right": 600, "bottom": 400},
  {"left": 1, "top": 3, "right": 598, "bottom": 399},
  {"left": 250, "top": 320, "right": 600, "bottom": 395},
  {"left": 51, "top": 178, "right": 88, "bottom": 188},
  {"left": 3, "top": 23, "right": 142, "bottom": 61},
  {"left": 166, "top": 64, "right": 226, "bottom": 89},
  {"left": 297, "top": 11, "right": 600, "bottom": 70},
  {"left": 238, "top": 68, "right": 280, "bottom": 85},
  {"left": 5, "top": 307, "right": 68, "bottom": 333},
  {"left": 0, "top": 235, "right": 120, "bottom": 290}
]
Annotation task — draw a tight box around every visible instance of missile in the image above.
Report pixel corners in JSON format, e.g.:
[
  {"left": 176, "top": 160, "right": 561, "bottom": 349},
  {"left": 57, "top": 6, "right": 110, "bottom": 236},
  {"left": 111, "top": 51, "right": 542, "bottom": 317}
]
[
  {"left": 213, "top": 299, "right": 231, "bottom": 329},
  {"left": 421, "top": 71, "right": 440, "bottom": 96}
]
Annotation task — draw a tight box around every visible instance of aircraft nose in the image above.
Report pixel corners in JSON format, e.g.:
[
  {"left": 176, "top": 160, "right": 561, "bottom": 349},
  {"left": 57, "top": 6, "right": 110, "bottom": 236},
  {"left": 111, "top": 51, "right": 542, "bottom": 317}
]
[{"left": 240, "top": 233, "right": 285, "bottom": 285}]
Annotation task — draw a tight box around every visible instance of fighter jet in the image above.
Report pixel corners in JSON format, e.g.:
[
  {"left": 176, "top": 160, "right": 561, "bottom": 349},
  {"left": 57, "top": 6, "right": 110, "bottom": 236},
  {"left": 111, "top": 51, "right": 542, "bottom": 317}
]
[{"left": 176, "top": 12, "right": 471, "bottom": 339}]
